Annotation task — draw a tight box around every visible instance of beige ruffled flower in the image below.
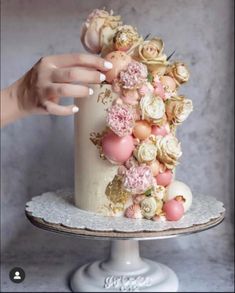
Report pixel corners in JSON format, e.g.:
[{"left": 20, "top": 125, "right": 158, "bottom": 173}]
[
  {"left": 140, "top": 93, "right": 166, "bottom": 125},
  {"left": 131, "top": 38, "right": 168, "bottom": 75},
  {"left": 167, "top": 62, "right": 190, "bottom": 86},
  {"left": 81, "top": 9, "right": 122, "bottom": 54},
  {"left": 166, "top": 95, "right": 193, "bottom": 125},
  {"left": 153, "top": 185, "right": 167, "bottom": 201},
  {"left": 156, "top": 134, "right": 182, "bottom": 169},
  {"left": 134, "top": 142, "right": 157, "bottom": 163},
  {"left": 140, "top": 197, "right": 157, "bottom": 219},
  {"left": 113, "top": 25, "right": 141, "bottom": 51}
]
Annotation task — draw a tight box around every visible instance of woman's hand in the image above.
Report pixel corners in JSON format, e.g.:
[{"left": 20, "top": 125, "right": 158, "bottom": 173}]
[{"left": 1, "top": 53, "right": 113, "bottom": 126}]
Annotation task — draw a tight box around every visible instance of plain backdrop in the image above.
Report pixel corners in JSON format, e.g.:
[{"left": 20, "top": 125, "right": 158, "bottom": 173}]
[{"left": 1, "top": 0, "right": 234, "bottom": 292}]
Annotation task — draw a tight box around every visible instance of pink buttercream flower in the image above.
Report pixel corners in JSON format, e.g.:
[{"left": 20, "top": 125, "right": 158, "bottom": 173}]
[
  {"left": 119, "top": 61, "right": 148, "bottom": 89},
  {"left": 106, "top": 104, "right": 134, "bottom": 137},
  {"left": 123, "top": 165, "right": 155, "bottom": 194},
  {"left": 125, "top": 204, "right": 143, "bottom": 219}
]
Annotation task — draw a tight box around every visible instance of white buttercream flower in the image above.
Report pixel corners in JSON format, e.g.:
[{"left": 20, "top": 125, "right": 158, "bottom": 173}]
[
  {"left": 140, "top": 197, "right": 157, "bottom": 219},
  {"left": 134, "top": 142, "right": 157, "bottom": 163},
  {"left": 156, "top": 134, "right": 182, "bottom": 169},
  {"left": 166, "top": 95, "right": 193, "bottom": 125},
  {"left": 140, "top": 93, "right": 165, "bottom": 124}
]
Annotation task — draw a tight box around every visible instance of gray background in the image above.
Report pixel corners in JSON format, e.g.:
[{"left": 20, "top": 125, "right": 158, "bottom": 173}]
[{"left": 1, "top": 0, "right": 234, "bottom": 292}]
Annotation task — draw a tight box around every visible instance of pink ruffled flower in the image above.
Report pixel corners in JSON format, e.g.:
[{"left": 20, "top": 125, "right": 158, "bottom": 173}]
[
  {"left": 106, "top": 104, "right": 135, "bottom": 137},
  {"left": 123, "top": 165, "right": 155, "bottom": 194},
  {"left": 119, "top": 61, "right": 148, "bottom": 89},
  {"left": 125, "top": 204, "right": 142, "bottom": 219}
]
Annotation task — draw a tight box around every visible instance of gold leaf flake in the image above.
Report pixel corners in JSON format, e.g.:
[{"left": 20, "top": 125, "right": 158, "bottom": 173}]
[{"left": 105, "top": 175, "right": 130, "bottom": 206}]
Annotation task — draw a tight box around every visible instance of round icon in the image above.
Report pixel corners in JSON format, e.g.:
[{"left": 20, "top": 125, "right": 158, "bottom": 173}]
[{"left": 9, "top": 267, "right": 25, "bottom": 283}]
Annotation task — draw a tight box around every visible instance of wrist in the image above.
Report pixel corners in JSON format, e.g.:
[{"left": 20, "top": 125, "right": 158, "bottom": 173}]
[{"left": 1, "top": 79, "right": 29, "bottom": 127}]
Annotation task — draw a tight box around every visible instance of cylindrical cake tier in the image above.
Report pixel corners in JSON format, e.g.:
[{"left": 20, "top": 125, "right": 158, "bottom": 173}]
[{"left": 74, "top": 84, "right": 119, "bottom": 215}]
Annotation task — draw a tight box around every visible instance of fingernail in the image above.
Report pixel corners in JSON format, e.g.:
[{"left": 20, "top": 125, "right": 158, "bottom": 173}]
[
  {"left": 72, "top": 106, "right": 79, "bottom": 113},
  {"left": 89, "top": 88, "right": 94, "bottom": 95},
  {"left": 104, "top": 61, "right": 113, "bottom": 69},
  {"left": 100, "top": 73, "right": 106, "bottom": 82}
]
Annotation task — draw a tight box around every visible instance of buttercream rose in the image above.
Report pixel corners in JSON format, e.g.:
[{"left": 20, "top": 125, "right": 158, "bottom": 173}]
[
  {"left": 140, "top": 93, "right": 165, "bottom": 125},
  {"left": 132, "top": 38, "right": 168, "bottom": 75},
  {"left": 140, "top": 197, "right": 157, "bottom": 219},
  {"left": 80, "top": 9, "right": 122, "bottom": 54},
  {"left": 167, "top": 62, "right": 190, "bottom": 86},
  {"left": 134, "top": 142, "right": 157, "bottom": 163},
  {"left": 113, "top": 25, "right": 140, "bottom": 51},
  {"left": 156, "top": 134, "right": 182, "bottom": 169},
  {"left": 166, "top": 95, "right": 193, "bottom": 125}
]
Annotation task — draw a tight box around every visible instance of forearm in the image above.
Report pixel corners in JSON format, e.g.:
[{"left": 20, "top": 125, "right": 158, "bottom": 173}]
[{"left": 1, "top": 79, "right": 29, "bottom": 127}]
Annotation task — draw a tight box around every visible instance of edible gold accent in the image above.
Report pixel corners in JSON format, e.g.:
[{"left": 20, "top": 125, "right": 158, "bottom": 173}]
[
  {"left": 89, "top": 131, "right": 106, "bottom": 160},
  {"left": 105, "top": 175, "right": 130, "bottom": 207},
  {"left": 97, "top": 88, "right": 113, "bottom": 105},
  {"left": 175, "top": 195, "right": 186, "bottom": 202}
]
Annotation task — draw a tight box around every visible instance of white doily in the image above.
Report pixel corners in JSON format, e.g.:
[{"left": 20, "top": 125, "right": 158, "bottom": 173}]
[{"left": 25, "top": 189, "right": 225, "bottom": 232}]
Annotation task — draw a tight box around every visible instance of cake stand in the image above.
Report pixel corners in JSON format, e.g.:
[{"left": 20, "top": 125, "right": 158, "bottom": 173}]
[{"left": 25, "top": 190, "right": 225, "bottom": 292}]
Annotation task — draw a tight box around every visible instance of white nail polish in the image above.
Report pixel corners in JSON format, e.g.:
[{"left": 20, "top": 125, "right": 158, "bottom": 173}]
[
  {"left": 104, "top": 61, "right": 113, "bottom": 69},
  {"left": 89, "top": 88, "right": 94, "bottom": 95},
  {"left": 72, "top": 106, "right": 79, "bottom": 113},
  {"left": 100, "top": 73, "right": 106, "bottom": 82}
]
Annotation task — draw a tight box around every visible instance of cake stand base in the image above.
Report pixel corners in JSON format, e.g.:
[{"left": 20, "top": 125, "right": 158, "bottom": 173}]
[{"left": 70, "top": 240, "right": 178, "bottom": 292}]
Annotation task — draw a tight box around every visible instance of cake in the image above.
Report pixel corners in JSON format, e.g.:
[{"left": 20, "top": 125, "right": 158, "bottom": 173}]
[{"left": 75, "top": 9, "right": 193, "bottom": 222}]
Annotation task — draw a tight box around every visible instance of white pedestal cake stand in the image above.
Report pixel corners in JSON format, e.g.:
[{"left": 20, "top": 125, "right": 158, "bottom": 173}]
[{"left": 25, "top": 190, "right": 225, "bottom": 292}]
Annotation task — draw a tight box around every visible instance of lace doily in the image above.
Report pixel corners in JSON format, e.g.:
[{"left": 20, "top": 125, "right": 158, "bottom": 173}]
[{"left": 25, "top": 189, "right": 225, "bottom": 232}]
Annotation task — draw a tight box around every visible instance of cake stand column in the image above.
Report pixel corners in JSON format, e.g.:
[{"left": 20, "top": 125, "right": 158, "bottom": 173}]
[{"left": 70, "top": 239, "right": 179, "bottom": 292}]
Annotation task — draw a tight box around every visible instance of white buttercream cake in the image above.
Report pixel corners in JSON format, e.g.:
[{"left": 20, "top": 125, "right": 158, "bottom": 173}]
[{"left": 74, "top": 9, "right": 193, "bottom": 222}]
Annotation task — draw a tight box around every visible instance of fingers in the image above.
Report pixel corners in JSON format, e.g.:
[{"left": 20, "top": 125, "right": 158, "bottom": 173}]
[
  {"left": 51, "top": 67, "right": 106, "bottom": 84},
  {"left": 45, "top": 53, "right": 113, "bottom": 71},
  {"left": 43, "top": 100, "right": 79, "bottom": 116},
  {"left": 45, "top": 83, "right": 93, "bottom": 98}
]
